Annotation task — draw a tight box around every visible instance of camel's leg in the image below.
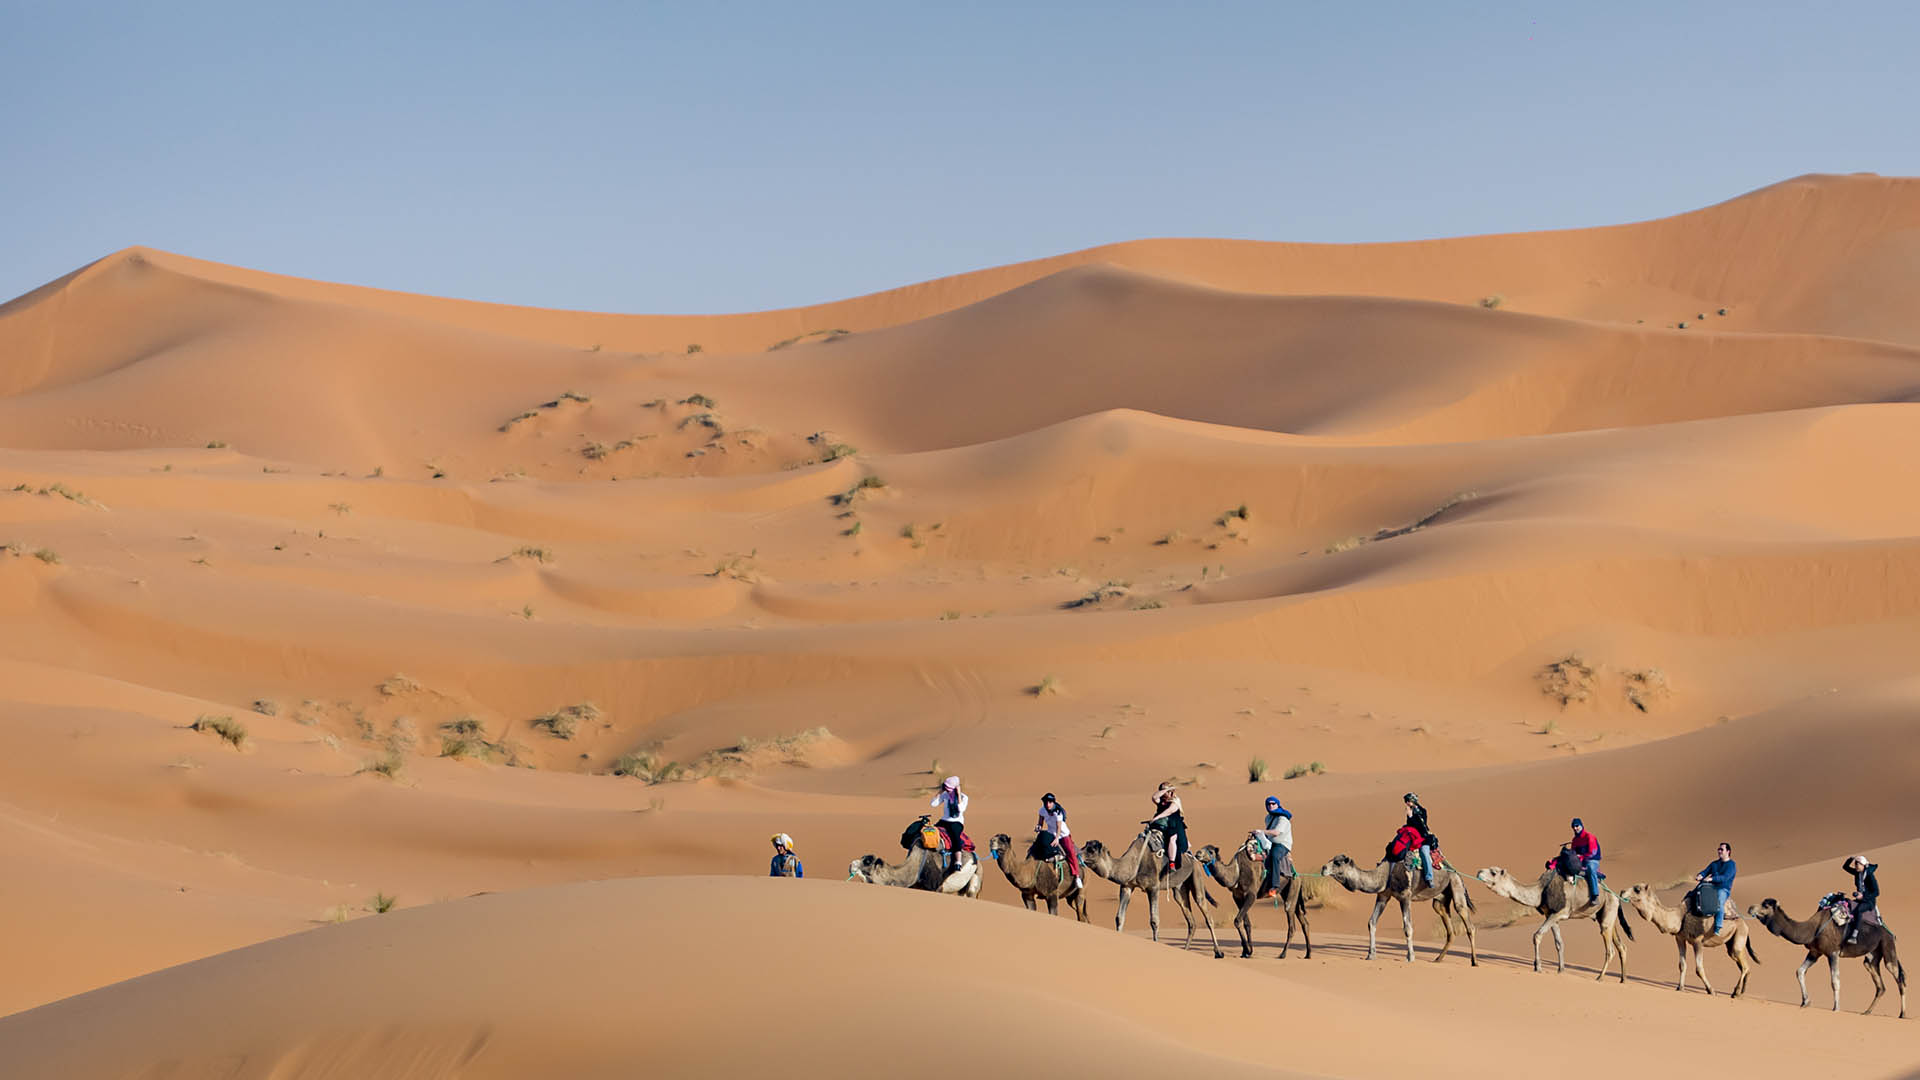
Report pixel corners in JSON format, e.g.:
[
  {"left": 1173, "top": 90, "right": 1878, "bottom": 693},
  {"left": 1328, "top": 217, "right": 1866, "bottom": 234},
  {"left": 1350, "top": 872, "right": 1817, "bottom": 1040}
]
[
  {"left": 1551, "top": 922, "right": 1566, "bottom": 974},
  {"left": 1796, "top": 954, "right": 1815, "bottom": 1007},
  {"left": 1194, "top": 881, "right": 1224, "bottom": 959},
  {"left": 1829, "top": 952, "right": 1842, "bottom": 1012},
  {"left": 1043, "top": 895, "right": 1056, "bottom": 916},
  {"left": 1725, "top": 936, "right": 1748, "bottom": 998},
  {"left": 1694, "top": 943, "right": 1714, "bottom": 996},
  {"left": 1462, "top": 899, "right": 1478, "bottom": 967},
  {"left": 1595, "top": 916, "right": 1617, "bottom": 983},
  {"left": 1674, "top": 937, "right": 1689, "bottom": 991},
  {"left": 1863, "top": 955, "right": 1885, "bottom": 1016},
  {"left": 1147, "top": 889, "right": 1161, "bottom": 943},
  {"left": 1366, "top": 895, "right": 1386, "bottom": 961},
  {"left": 1400, "top": 896, "right": 1416, "bottom": 963},
  {"left": 1073, "top": 891, "right": 1089, "bottom": 923},
  {"left": 1430, "top": 898, "right": 1453, "bottom": 964},
  {"left": 1236, "top": 903, "right": 1253, "bottom": 958},
  {"left": 1024, "top": 893, "right": 1038, "bottom": 912},
  {"left": 1530, "top": 920, "right": 1546, "bottom": 973},
  {"left": 1115, "top": 887, "right": 1131, "bottom": 934}
]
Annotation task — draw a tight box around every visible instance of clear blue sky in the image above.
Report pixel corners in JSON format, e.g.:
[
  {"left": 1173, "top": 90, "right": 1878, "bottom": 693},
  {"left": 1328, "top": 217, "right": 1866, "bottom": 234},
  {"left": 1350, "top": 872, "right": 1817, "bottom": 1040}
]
[{"left": 5, "top": 2, "right": 1915, "bottom": 314}]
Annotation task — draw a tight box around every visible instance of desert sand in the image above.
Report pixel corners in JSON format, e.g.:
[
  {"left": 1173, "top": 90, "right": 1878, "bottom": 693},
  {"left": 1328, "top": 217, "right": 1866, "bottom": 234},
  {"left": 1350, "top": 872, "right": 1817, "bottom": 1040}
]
[{"left": 0, "top": 172, "right": 1917, "bottom": 1077}]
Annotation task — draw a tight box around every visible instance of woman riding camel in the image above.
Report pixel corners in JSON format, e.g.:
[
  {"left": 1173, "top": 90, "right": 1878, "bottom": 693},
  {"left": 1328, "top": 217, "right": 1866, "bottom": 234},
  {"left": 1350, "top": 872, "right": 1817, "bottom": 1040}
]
[
  {"left": 930, "top": 776, "right": 968, "bottom": 868},
  {"left": 1035, "top": 792, "right": 1083, "bottom": 890},
  {"left": 1842, "top": 854, "right": 1882, "bottom": 944},
  {"left": 1146, "top": 781, "right": 1189, "bottom": 870}
]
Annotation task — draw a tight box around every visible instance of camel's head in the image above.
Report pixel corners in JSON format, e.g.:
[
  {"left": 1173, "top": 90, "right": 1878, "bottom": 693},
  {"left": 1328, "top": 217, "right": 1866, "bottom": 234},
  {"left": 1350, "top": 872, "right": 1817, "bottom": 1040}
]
[
  {"left": 1195, "top": 844, "right": 1222, "bottom": 865},
  {"left": 1750, "top": 898, "right": 1780, "bottom": 922},
  {"left": 1081, "top": 839, "right": 1107, "bottom": 864},
  {"left": 1321, "top": 854, "right": 1356, "bottom": 877},
  {"left": 848, "top": 855, "right": 884, "bottom": 883},
  {"left": 1474, "top": 867, "right": 1508, "bottom": 888},
  {"left": 988, "top": 834, "right": 1012, "bottom": 859},
  {"left": 1619, "top": 882, "right": 1654, "bottom": 906}
]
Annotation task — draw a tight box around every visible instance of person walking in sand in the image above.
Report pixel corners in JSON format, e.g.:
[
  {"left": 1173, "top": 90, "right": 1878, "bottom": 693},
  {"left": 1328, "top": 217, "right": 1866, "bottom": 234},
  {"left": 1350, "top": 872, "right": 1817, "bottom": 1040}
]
[
  {"left": 769, "top": 834, "right": 803, "bottom": 878},
  {"left": 930, "top": 776, "right": 968, "bottom": 868},
  {"left": 1146, "top": 781, "right": 1189, "bottom": 870},
  {"left": 1254, "top": 795, "right": 1294, "bottom": 899},
  {"left": 764, "top": 834, "right": 802, "bottom": 876},
  {"left": 1035, "top": 792, "right": 1082, "bottom": 890}
]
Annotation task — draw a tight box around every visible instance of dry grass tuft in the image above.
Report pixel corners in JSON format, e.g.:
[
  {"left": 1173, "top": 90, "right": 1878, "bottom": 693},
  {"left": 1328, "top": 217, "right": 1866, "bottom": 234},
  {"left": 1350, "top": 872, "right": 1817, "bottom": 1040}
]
[
  {"left": 357, "top": 750, "right": 405, "bottom": 779},
  {"left": 191, "top": 714, "right": 248, "bottom": 749},
  {"left": 377, "top": 674, "right": 421, "bottom": 697},
  {"left": 1030, "top": 675, "right": 1062, "bottom": 698},
  {"left": 1538, "top": 654, "right": 1596, "bottom": 707},
  {"left": 1064, "top": 581, "right": 1129, "bottom": 609},
  {"left": 679, "top": 393, "right": 717, "bottom": 408},
  {"left": 1247, "top": 757, "right": 1269, "bottom": 782},
  {"left": 1623, "top": 668, "right": 1670, "bottom": 712},
  {"left": 533, "top": 702, "right": 601, "bottom": 739}
]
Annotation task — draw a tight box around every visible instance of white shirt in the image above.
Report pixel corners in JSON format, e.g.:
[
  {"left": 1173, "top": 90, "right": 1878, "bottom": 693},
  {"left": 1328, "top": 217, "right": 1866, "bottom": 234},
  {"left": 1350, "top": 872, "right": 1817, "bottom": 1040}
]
[
  {"left": 1036, "top": 806, "right": 1070, "bottom": 838},
  {"left": 1265, "top": 816, "right": 1294, "bottom": 851},
  {"left": 931, "top": 789, "right": 968, "bottom": 824}
]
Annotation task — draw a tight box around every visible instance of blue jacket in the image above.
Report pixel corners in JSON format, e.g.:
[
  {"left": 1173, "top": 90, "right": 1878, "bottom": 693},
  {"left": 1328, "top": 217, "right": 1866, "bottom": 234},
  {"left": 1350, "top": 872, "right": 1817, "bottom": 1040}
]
[
  {"left": 1699, "top": 858, "right": 1736, "bottom": 890},
  {"left": 770, "top": 853, "right": 804, "bottom": 878}
]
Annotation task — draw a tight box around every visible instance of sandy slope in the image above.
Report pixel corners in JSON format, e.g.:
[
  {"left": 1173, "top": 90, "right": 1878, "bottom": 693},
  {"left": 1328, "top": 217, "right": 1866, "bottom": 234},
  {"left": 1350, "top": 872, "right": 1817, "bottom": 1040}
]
[
  {"left": 3, "top": 174, "right": 1920, "bottom": 1075},
  {"left": 1, "top": 877, "right": 1912, "bottom": 1080}
]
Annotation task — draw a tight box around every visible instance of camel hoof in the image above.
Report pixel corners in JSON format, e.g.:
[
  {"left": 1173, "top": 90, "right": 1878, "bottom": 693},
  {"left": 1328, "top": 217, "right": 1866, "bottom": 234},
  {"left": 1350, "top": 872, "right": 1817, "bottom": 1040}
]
[{"left": 1213, "top": 951, "right": 1225, "bottom": 959}]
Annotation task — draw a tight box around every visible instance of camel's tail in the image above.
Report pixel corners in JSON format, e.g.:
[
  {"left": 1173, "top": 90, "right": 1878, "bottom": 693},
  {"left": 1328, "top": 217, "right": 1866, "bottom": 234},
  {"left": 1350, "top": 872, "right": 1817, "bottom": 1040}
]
[
  {"left": 1743, "top": 934, "right": 1761, "bottom": 966},
  {"left": 1619, "top": 909, "right": 1637, "bottom": 942}
]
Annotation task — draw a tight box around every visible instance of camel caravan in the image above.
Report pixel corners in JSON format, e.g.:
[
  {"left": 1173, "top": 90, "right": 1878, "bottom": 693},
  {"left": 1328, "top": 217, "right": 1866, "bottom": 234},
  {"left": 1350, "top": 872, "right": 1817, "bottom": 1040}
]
[{"left": 832, "top": 780, "right": 1903, "bottom": 1018}]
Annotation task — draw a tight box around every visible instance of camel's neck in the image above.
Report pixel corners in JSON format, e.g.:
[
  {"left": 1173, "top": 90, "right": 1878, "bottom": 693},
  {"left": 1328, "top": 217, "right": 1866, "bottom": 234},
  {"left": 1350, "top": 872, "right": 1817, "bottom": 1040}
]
[
  {"left": 1765, "top": 907, "right": 1821, "bottom": 946},
  {"left": 1346, "top": 864, "right": 1390, "bottom": 892},
  {"left": 1635, "top": 896, "right": 1683, "bottom": 934},
  {"left": 889, "top": 846, "right": 933, "bottom": 886},
  {"left": 995, "top": 847, "right": 1038, "bottom": 886},
  {"left": 1495, "top": 879, "right": 1545, "bottom": 908}
]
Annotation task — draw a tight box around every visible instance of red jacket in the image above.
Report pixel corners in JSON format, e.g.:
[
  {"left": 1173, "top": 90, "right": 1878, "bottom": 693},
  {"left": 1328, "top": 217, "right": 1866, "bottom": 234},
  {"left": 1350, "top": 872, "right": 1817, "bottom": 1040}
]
[
  {"left": 1387, "top": 825, "right": 1426, "bottom": 859},
  {"left": 1569, "top": 830, "right": 1600, "bottom": 860}
]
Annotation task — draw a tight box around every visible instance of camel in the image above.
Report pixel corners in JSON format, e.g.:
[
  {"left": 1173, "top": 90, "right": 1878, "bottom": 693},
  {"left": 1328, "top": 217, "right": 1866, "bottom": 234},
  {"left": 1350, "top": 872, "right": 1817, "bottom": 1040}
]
[
  {"left": 988, "top": 833, "right": 1087, "bottom": 921},
  {"left": 848, "top": 844, "right": 983, "bottom": 897},
  {"left": 1081, "top": 832, "right": 1224, "bottom": 958},
  {"left": 1321, "top": 854, "right": 1478, "bottom": 965},
  {"left": 1618, "top": 883, "right": 1758, "bottom": 997},
  {"left": 1748, "top": 898, "right": 1906, "bottom": 1018},
  {"left": 1474, "top": 866, "right": 1633, "bottom": 982},
  {"left": 1196, "top": 839, "right": 1313, "bottom": 959}
]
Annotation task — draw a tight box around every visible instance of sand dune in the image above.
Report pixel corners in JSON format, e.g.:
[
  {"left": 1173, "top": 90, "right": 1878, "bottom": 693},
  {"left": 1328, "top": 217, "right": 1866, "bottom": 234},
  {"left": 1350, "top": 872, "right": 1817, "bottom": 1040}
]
[{"left": 3, "top": 175, "right": 1920, "bottom": 1075}]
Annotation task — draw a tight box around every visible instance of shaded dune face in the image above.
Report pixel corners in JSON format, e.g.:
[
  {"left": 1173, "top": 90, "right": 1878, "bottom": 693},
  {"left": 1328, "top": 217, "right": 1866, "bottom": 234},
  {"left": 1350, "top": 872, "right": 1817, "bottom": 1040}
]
[{"left": 1, "top": 173, "right": 1919, "bottom": 1074}]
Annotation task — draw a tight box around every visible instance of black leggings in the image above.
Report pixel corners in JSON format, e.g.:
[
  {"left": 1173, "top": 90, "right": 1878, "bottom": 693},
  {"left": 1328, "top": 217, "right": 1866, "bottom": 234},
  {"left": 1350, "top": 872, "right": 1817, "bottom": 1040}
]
[
  {"left": 937, "top": 820, "right": 964, "bottom": 854},
  {"left": 1151, "top": 814, "right": 1188, "bottom": 865}
]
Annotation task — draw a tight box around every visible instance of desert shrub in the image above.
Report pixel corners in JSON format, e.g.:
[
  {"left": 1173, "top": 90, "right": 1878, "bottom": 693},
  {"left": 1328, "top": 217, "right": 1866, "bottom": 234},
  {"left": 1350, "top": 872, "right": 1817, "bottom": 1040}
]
[
  {"left": 252, "top": 699, "right": 278, "bottom": 716},
  {"left": 821, "top": 443, "right": 858, "bottom": 461},
  {"left": 1538, "top": 654, "right": 1596, "bottom": 707},
  {"left": 1480, "top": 295, "right": 1503, "bottom": 309},
  {"left": 533, "top": 702, "right": 601, "bottom": 739},
  {"left": 1131, "top": 599, "right": 1164, "bottom": 610},
  {"left": 1030, "top": 675, "right": 1061, "bottom": 697},
  {"left": 842, "top": 520, "right": 862, "bottom": 537},
  {"left": 1324, "top": 536, "right": 1367, "bottom": 554},
  {"left": 679, "top": 393, "right": 717, "bottom": 408},
  {"left": 686, "top": 343, "right": 702, "bottom": 354},
  {"left": 32, "top": 548, "right": 59, "bottom": 564},
  {"left": 1064, "top": 581, "right": 1129, "bottom": 609},
  {"left": 370, "top": 892, "right": 397, "bottom": 913},
  {"left": 440, "top": 735, "right": 493, "bottom": 760},
  {"left": 613, "top": 751, "right": 684, "bottom": 783},
  {"left": 1624, "top": 668, "right": 1670, "bottom": 712},
  {"left": 440, "top": 716, "right": 485, "bottom": 737},
  {"left": 191, "top": 714, "right": 248, "bottom": 749},
  {"left": 358, "top": 750, "right": 405, "bottom": 779},
  {"left": 1248, "top": 757, "right": 1268, "bottom": 782},
  {"left": 509, "top": 546, "right": 553, "bottom": 563},
  {"left": 1283, "top": 761, "right": 1325, "bottom": 780},
  {"left": 206, "top": 440, "right": 228, "bottom": 449},
  {"left": 377, "top": 674, "right": 420, "bottom": 697}
]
